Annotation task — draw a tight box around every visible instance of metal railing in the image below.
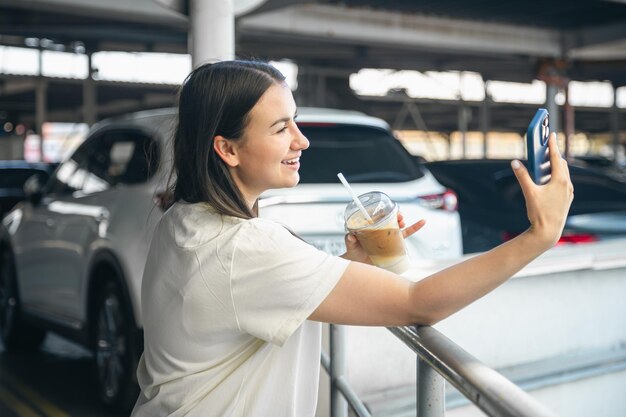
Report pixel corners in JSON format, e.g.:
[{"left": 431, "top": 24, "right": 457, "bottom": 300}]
[{"left": 322, "top": 324, "right": 558, "bottom": 417}]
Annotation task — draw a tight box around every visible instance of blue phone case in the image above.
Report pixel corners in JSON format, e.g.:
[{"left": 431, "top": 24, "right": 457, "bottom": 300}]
[{"left": 526, "top": 108, "right": 551, "bottom": 184}]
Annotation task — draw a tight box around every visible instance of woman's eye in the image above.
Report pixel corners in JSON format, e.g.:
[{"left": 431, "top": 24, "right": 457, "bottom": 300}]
[{"left": 276, "top": 125, "right": 288, "bottom": 134}]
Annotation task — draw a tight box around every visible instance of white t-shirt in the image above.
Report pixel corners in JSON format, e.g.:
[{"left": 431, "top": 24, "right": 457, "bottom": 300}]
[{"left": 131, "top": 201, "right": 349, "bottom": 417}]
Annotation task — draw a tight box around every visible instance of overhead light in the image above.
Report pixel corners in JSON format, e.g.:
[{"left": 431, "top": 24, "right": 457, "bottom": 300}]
[
  {"left": 71, "top": 41, "right": 86, "bottom": 54},
  {"left": 24, "top": 37, "right": 39, "bottom": 47},
  {"left": 39, "top": 38, "right": 54, "bottom": 48}
]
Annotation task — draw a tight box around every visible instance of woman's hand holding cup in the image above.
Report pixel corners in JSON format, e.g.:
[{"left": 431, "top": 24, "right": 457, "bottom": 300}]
[{"left": 342, "top": 195, "right": 425, "bottom": 272}]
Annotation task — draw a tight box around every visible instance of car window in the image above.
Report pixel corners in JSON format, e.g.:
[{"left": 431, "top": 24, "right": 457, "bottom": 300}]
[
  {"left": 105, "top": 130, "right": 160, "bottom": 185},
  {"left": 46, "top": 145, "right": 90, "bottom": 195},
  {"left": 0, "top": 169, "right": 47, "bottom": 188},
  {"left": 297, "top": 124, "right": 423, "bottom": 184},
  {"left": 567, "top": 172, "right": 626, "bottom": 214},
  {"left": 46, "top": 129, "right": 160, "bottom": 196},
  {"left": 496, "top": 166, "right": 626, "bottom": 214},
  {"left": 80, "top": 129, "right": 160, "bottom": 193}
]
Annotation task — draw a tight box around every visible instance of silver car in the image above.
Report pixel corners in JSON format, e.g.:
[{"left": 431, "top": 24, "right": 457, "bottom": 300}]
[{"left": 0, "top": 107, "right": 461, "bottom": 411}]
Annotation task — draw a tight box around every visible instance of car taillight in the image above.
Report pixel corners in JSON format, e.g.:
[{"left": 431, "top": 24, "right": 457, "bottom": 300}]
[
  {"left": 418, "top": 189, "right": 458, "bottom": 212},
  {"left": 502, "top": 231, "right": 520, "bottom": 242},
  {"left": 503, "top": 231, "right": 598, "bottom": 245},
  {"left": 556, "top": 233, "right": 598, "bottom": 245}
]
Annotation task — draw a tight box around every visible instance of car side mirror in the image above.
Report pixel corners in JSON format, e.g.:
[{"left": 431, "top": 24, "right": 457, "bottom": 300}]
[{"left": 23, "top": 174, "right": 46, "bottom": 206}]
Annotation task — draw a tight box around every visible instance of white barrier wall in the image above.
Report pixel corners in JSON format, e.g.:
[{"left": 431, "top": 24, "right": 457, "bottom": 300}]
[
  {"left": 340, "top": 238, "right": 626, "bottom": 417},
  {"left": 447, "top": 369, "right": 626, "bottom": 417}
]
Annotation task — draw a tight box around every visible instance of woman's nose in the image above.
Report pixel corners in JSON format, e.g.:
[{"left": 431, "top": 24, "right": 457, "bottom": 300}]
[{"left": 292, "top": 126, "right": 310, "bottom": 150}]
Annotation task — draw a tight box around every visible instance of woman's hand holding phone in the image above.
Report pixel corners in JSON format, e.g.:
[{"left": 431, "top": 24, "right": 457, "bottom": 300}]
[{"left": 511, "top": 133, "right": 574, "bottom": 249}]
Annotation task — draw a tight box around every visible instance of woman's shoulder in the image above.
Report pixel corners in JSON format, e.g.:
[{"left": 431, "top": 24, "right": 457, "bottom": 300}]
[
  {"left": 232, "top": 218, "right": 307, "bottom": 258},
  {"left": 164, "top": 201, "right": 218, "bottom": 226},
  {"left": 157, "top": 202, "right": 294, "bottom": 248},
  {"left": 241, "top": 217, "right": 296, "bottom": 239},
  {"left": 161, "top": 201, "right": 244, "bottom": 248}
]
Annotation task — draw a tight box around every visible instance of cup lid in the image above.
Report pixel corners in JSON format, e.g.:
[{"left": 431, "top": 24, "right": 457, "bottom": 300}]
[{"left": 344, "top": 191, "right": 397, "bottom": 229}]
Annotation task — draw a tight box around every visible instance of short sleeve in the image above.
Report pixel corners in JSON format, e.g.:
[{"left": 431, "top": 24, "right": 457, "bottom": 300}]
[{"left": 230, "top": 219, "right": 349, "bottom": 346}]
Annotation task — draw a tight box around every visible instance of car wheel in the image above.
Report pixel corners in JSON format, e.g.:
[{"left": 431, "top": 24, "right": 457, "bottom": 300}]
[
  {"left": 94, "top": 280, "right": 139, "bottom": 412},
  {"left": 0, "top": 249, "right": 46, "bottom": 351}
]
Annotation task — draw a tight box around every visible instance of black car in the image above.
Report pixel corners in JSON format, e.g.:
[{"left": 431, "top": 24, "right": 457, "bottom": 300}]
[
  {"left": 426, "top": 159, "right": 626, "bottom": 253},
  {"left": 0, "top": 161, "right": 57, "bottom": 219}
]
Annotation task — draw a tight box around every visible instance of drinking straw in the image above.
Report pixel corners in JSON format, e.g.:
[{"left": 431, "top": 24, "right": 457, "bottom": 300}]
[{"left": 337, "top": 172, "right": 373, "bottom": 223}]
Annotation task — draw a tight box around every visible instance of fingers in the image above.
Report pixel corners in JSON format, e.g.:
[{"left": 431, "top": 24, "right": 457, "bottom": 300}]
[
  {"left": 397, "top": 212, "right": 405, "bottom": 229},
  {"left": 561, "top": 156, "right": 571, "bottom": 182},
  {"left": 511, "top": 159, "right": 534, "bottom": 197},
  {"left": 345, "top": 233, "right": 358, "bottom": 248},
  {"left": 546, "top": 134, "right": 573, "bottom": 192},
  {"left": 402, "top": 219, "right": 426, "bottom": 239},
  {"left": 547, "top": 133, "right": 564, "bottom": 177}
]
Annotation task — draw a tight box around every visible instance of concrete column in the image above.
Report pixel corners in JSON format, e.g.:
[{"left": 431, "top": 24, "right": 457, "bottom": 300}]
[
  {"left": 190, "top": 0, "right": 235, "bottom": 67},
  {"left": 480, "top": 81, "right": 490, "bottom": 158},
  {"left": 315, "top": 73, "right": 326, "bottom": 107},
  {"left": 612, "top": 85, "right": 621, "bottom": 164},
  {"left": 458, "top": 100, "right": 469, "bottom": 158},
  {"left": 563, "top": 82, "right": 574, "bottom": 160},
  {"left": 83, "top": 53, "right": 97, "bottom": 126},
  {"left": 538, "top": 59, "right": 567, "bottom": 139},
  {"left": 35, "top": 79, "right": 48, "bottom": 135},
  {"left": 545, "top": 83, "right": 559, "bottom": 136},
  {"left": 294, "top": 67, "right": 319, "bottom": 107}
]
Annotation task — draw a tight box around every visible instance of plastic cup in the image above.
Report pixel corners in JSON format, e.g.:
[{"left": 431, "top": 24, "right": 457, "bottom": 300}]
[{"left": 344, "top": 191, "right": 410, "bottom": 274}]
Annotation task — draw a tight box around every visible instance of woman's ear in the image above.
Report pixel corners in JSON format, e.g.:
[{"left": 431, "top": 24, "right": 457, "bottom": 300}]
[{"left": 213, "top": 135, "right": 239, "bottom": 167}]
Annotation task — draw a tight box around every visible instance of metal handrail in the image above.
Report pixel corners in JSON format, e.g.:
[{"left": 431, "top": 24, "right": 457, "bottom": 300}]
[
  {"left": 390, "top": 326, "right": 557, "bottom": 417},
  {"left": 321, "top": 351, "right": 372, "bottom": 417},
  {"left": 324, "top": 324, "right": 558, "bottom": 417}
]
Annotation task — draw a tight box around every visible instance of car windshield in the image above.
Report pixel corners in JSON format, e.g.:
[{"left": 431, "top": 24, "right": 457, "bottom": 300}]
[
  {"left": 297, "top": 123, "right": 423, "bottom": 184},
  {"left": 0, "top": 168, "right": 42, "bottom": 188},
  {"left": 431, "top": 161, "right": 626, "bottom": 215}
]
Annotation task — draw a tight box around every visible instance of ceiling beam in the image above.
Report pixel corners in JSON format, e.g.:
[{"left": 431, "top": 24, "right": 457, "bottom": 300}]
[
  {"left": 0, "top": 0, "right": 187, "bottom": 28},
  {"left": 567, "top": 20, "right": 626, "bottom": 50},
  {"left": 238, "top": 4, "right": 565, "bottom": 58},
  {"left": 0, "top": 79, "right": 37, "bottom": 95}
]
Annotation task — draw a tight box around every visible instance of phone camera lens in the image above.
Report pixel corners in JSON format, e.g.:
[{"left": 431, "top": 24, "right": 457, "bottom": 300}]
[{"left": 541, "top": 117, "right": 549, "bottom": 144}]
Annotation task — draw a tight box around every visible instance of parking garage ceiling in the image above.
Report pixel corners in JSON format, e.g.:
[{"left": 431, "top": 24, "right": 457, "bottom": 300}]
[{"left": 1, "top": 0, "right": 626, "bottom": 133}]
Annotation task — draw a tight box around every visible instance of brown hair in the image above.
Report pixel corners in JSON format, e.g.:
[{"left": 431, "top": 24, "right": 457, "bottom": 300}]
[{"left": 168, "top": 60, "right": 286, "bottom": 218}]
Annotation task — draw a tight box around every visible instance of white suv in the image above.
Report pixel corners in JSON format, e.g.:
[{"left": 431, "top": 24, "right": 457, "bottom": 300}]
[{"left": 0, "top": 107, "right": 461, "bottom": 411}]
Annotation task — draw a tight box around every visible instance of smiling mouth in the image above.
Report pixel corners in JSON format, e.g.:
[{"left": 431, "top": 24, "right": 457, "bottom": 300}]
[{"left": 282, "top": 157, "right": 300, "bottom": 165}]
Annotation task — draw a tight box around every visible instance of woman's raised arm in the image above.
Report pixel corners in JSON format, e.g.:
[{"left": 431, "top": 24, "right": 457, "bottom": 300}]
[{"left": 309, "top": 134, "right": 574, "bottom": 326}]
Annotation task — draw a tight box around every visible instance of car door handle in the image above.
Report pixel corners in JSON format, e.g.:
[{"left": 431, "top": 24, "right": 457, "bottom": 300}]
[{"left": 45, "top": 218, "right": 56, "bottom": 228}]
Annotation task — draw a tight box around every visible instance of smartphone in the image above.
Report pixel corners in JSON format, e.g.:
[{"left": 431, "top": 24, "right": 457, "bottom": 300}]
[{"left": 526, "top": 108, "right": 551, "bottom": 184}]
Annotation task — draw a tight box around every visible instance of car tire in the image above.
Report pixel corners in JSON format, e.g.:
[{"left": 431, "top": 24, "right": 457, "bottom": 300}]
[
  {"left": 0, "top": 248, "right": 46, "bottom": 352},
  {"left": 94, "top": 280, "right": 139, "bottom": 412}
]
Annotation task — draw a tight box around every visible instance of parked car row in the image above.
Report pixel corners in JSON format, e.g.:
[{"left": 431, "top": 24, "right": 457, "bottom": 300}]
[
  {"left": 0, "top": 107, "right": 462, "bottom": 412},
  {"left": 3, "top": 105, "right": 624, "bottom": 412},
  {"left": 426, "top": 158, "right": 626, "bottom": 253},
  {"left": 0, "top": 160, "right": 57, "bottom": 218}
]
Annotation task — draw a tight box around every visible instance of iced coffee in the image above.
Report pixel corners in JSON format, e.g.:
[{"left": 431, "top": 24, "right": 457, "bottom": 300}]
[{"left": 344, "top": 192, "right": 410, "bottom": 274}]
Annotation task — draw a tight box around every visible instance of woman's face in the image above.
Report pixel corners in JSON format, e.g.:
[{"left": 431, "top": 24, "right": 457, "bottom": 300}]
[{"left": 228, "top": 82, "right": 309, "bottom": 206}]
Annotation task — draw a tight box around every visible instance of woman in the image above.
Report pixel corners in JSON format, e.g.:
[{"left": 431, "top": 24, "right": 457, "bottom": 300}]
[{"left": 131, "top": 60, "right": 573, "bottom": 417}]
